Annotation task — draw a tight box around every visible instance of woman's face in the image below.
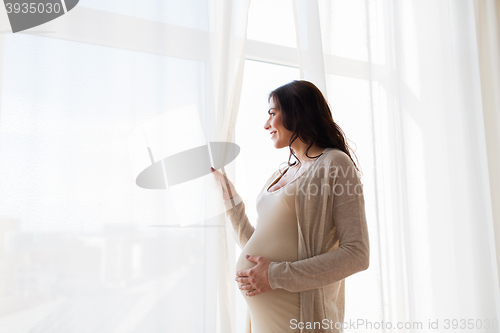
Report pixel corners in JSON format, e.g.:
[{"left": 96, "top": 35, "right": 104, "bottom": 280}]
[{"left": 264, "top": 96, "right": 293, "bottom": 149}]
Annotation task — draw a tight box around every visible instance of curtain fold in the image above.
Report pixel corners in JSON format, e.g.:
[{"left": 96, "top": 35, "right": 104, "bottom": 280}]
[
  {"left": 474, "top": 0, "right": 500, "bottom": 291},
  {"left": 206, "top": 0, "right": 251, "bottom": 332},
  {"left": 292, "top": 0, "right": 328, "bottom": 97}
]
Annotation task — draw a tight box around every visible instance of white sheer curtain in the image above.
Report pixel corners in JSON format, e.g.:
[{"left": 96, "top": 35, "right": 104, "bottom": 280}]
[
  {"left": 2, "top": 0, "right": 500, "bottom": 332},
  {"left": 290, "top": 0, "right": 500, "bottom": 330},
  {"left": 0, "top": 1, "right": 249, "bottom": 332},
  {"left": 474, "top": 0, "right": 500, "bottom": 288}
]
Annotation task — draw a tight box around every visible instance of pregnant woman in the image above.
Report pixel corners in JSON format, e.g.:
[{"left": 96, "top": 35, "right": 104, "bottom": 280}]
[{"left": 211, "top": 80, "right": 370, "bottom": 333}]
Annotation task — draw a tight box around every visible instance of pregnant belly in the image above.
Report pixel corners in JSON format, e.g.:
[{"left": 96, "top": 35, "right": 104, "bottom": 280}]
[
  {"left": 235, "top": 228, "right": 298, "bottom": 287},
  {"left": 235, "top": 229, "right": 300, "bottom": 332}
]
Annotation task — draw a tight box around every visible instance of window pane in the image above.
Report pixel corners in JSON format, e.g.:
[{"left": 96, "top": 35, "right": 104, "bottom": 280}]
[
  {"left": 236, "top": 60, "right": 300, "bottom": 205},
  {"left": 247, "top": 0, "right": 297, "bottom": 48},
  {"left": 0, "top": 34, "right": 209, "bottom": 331},
  {"left": 319, "top": 0, "right": 369, "bottom": 62}
]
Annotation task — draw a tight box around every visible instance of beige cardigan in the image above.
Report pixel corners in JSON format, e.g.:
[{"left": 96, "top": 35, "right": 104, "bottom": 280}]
[{"left": 223, "top": 148, "right": 370, "bottom": 333}]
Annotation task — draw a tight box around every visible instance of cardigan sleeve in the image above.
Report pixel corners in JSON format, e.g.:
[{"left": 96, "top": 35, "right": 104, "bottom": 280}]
[
  {"left": 223, "top": 193, "right": 255, "bottom": 249},
  {"left": 267, "top": 156, "right": 370, "bottom": 292},
  {"left": 223, "top": 170, "right": 280, "bottom": 249}
]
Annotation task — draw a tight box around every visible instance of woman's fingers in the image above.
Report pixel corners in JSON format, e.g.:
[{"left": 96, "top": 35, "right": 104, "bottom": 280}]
[
  {"left": 210, "top": 167, "right": 226, "bottom": 183},
  {"left": 238, "top": 283, "right": 257, "bottom": 297},
  {"left": 235, "top": 276, "right": 248, "bottom": 283},
  {"left": 246, "top": 289, "right": 258, "bottom": 297},
  {"left": 235, "top": 256, "right": 272, "bottom": 297},
  {"left": 210, "top": 166, "right": 221, "bottom": 178},
  {"left": 210, "top": 167, "right": 238, "bottom": 200}
]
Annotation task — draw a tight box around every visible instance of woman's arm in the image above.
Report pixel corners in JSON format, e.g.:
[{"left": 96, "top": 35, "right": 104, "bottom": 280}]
[
  {"left": 267, "top": 195, "right": 369, "bottom": 292},
  {"left": 222, "top": 170, "right": 280, "bottom": 249},
  {"left": 236, "top": 194, "right": 369, "bottom": 296},
  {"left": 267, "top": 157, "right": 370, "bottom": 293},
  {"left": 223, "top": 193, "right": 255, "bottom": 249},
  {"left": 211, "top": 167, "right": 255, "bottom": 249}
]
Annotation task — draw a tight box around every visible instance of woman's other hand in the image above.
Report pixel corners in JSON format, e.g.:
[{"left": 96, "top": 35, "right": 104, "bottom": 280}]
[
  {"left": 236, "top": 255, "right": 273, "bottom": 297},
  {"left": 210, "top": 167, "right": 238, "bottom": 201}
]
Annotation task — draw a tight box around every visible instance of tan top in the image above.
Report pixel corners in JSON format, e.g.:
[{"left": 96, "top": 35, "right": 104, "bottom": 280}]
[
  {"left": 224, "top": 147, "right": 370, "bottom": 333},
  {"left": 234, "top": 172, "right": 300, "bottom": 332}
]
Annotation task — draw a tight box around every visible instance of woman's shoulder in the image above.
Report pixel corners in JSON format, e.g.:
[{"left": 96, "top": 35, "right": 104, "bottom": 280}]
[
  {"left": 320, "top": 148, "right": 355, "bottom": 167},
  {"left": 308, "top": 148, "right": 360, "bottom": 181}
]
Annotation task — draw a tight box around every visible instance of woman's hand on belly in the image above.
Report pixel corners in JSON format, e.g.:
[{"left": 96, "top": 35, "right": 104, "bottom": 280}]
[{"left": 236, "top": 255, "right": 273, "bottom": 297}]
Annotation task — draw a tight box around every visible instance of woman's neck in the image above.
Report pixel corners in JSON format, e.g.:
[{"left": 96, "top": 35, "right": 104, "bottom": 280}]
[{"left": 291, "top": 142, "right": 325, "bottom": 164}]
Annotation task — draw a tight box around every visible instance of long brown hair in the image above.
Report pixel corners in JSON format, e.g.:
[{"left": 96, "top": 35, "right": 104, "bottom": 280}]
[{"left": 268, "top": 80, "right": 362, "bottom": 176}]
